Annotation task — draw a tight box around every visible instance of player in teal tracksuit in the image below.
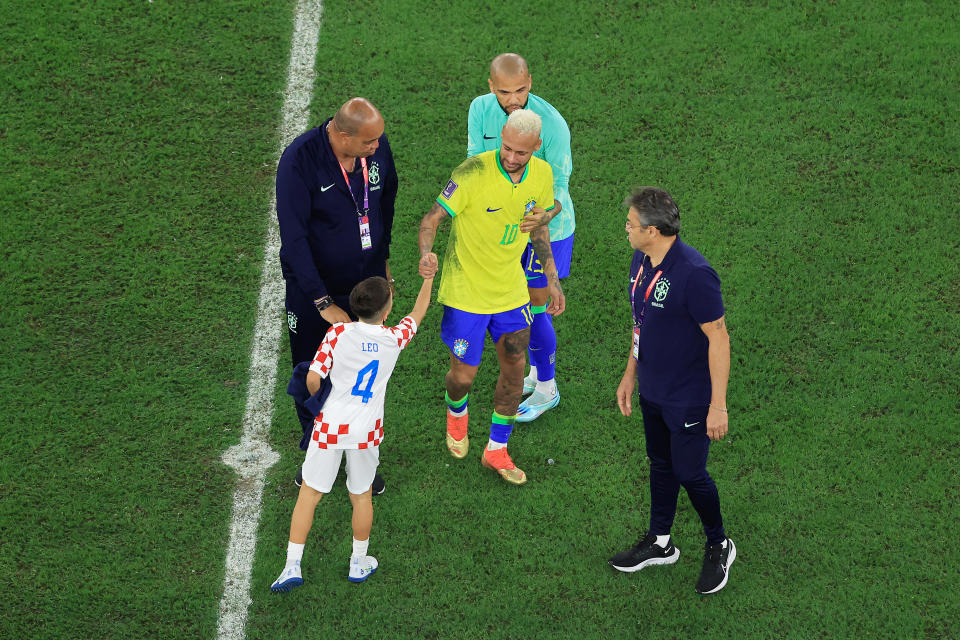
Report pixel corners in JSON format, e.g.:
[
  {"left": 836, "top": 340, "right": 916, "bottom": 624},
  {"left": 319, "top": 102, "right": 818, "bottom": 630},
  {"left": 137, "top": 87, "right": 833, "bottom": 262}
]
[{"left": 467, "top": 53, "right": 575, "bottom": 422}]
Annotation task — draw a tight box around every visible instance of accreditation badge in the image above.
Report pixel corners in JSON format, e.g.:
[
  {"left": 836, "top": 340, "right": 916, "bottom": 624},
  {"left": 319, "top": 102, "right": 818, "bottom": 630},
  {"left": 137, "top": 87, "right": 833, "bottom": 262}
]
[
  {"left": 358, "top": 215, "right": 372, "bottom": 250},
  {"left": 633, "top": 325, "right": 640, "bottom": 360}
]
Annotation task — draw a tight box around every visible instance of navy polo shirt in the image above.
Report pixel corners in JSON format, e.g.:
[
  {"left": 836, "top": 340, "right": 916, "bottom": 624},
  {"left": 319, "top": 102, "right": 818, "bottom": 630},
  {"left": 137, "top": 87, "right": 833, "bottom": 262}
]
[
  {"left": 629, "top": 237, "right": 725, "bottom": 407},
  {"left": 276, "top": 118, "right": 398, "bottom": 301}
]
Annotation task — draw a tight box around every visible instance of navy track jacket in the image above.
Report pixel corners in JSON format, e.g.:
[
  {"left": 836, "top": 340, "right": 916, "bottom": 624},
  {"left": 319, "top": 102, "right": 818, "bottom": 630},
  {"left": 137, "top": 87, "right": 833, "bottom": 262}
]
[{"left": 276, "top": 118, "right": 398, "bottom": 301}]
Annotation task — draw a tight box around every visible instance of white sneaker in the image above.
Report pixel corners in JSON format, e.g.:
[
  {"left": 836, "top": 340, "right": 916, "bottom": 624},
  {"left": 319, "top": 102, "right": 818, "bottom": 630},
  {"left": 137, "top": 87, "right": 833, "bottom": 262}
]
[
  {"left": 270, "top": 562, "right": 303, "bottom": 593},
  {"left": 348, "top": 554, "right": 378, "bottom": 583},
  {"left": 516, "top": 390, "right": 560, "bottom": 423},
  {"left": 522, "top": 374, "right": 537, "bottom": 395}
]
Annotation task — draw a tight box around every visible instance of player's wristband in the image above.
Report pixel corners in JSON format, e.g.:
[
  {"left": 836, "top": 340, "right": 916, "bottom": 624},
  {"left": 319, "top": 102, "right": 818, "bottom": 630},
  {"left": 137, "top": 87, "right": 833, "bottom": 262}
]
[{"left": 313, "top": 296, "right": 333, "bottom": 312}]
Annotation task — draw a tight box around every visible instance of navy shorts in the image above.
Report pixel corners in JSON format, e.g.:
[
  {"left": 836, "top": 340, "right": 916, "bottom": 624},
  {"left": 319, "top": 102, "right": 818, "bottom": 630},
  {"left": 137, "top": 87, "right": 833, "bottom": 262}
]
[{"left": 522, "top": 234, "right": 574, "bottom": 287}]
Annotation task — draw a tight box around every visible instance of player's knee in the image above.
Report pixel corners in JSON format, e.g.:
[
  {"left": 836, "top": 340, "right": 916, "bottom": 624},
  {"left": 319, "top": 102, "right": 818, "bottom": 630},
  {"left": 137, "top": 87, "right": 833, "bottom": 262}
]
[
  {"left": 446, "top": 366, "right": 477, "bottom": 389},
  {"left": 298, "top": 483, "right": 324, "bottom": 506},
  {"left": 348, "top": 487, "right": 373, "bottom": 504}
]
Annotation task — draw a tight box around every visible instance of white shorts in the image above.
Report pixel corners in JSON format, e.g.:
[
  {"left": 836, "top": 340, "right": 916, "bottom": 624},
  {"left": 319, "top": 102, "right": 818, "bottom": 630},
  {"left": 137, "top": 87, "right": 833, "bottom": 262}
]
[{"left": 301, "top": 446, "right": 380, "bottom": 495}]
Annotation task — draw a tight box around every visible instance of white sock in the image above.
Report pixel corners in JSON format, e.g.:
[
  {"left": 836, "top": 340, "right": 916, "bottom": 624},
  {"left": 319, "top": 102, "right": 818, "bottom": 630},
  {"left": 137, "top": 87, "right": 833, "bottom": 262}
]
[
  {"left": 526, "top": 365, "right": 538, "bottom": 381},
  {"left": 352, "top": 537, "right": 369, "bottom": 558},
  {"left": 655, "top": 534, "right": 671, "bottom": 548},
  {"left": 286, "top": 541, "right": 304, "bottom": 566},
  {"left": 486, "top": 439, "right": 507, "bottom": 451},
  {"left": 534, "top": 378, "right": 557, "bottom": 396},
  {"left": 447, "top": 405, "right": 467, "bottom": 418}
]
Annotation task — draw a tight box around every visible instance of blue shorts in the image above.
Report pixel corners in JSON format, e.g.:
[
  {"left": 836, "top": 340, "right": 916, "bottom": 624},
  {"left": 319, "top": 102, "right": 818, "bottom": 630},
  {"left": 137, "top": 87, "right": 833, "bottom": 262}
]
[
  {"left": 522, "top": 234, "right": 574, "bottom": 287},
  {"left": 441, "top": 304, "right": 533, "bottom": 366}
]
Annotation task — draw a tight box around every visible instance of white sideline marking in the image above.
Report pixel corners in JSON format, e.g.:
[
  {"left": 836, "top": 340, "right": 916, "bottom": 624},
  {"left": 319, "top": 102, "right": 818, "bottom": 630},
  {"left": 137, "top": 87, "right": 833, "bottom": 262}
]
[{"left": 216, "top": 2, "right": 322, "bottom": 639}]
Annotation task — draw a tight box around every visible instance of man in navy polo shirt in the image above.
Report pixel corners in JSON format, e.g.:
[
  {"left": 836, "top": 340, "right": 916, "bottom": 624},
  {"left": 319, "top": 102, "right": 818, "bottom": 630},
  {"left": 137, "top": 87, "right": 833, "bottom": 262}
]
[
  {"left": 276, "top": 97, "right": 397, "bottom": 493},
  {"left": 608, "top": 186, "right": 735, "bottom": 595}
]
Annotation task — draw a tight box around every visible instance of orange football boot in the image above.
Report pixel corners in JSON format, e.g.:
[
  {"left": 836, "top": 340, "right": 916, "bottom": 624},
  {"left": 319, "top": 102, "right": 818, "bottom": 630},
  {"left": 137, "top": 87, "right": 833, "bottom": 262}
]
[
  {"left": 446, "top": 412, "right": 469, "bottom": 459},
  {"left": 481, "top": 447, "right": 527, "bottom": 485}
]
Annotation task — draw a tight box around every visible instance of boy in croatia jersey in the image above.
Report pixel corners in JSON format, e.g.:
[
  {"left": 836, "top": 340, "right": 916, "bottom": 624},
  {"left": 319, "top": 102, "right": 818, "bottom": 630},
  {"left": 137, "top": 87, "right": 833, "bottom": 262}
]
[{"left": 271, "top": 275, "right": 433, "bottom": 591}]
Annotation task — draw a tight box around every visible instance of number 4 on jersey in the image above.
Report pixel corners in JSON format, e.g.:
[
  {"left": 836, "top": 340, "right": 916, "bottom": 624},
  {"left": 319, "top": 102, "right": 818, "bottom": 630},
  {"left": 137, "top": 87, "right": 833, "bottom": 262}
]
[{"left": 351, "top": 360, "right": 379, "bottom": 404}]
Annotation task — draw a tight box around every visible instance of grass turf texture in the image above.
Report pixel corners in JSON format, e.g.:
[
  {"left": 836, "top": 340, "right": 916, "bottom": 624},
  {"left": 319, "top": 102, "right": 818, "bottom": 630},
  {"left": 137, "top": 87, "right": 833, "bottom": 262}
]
[{"left": 2, "top": 0, "right": 958, "bottom": 638}]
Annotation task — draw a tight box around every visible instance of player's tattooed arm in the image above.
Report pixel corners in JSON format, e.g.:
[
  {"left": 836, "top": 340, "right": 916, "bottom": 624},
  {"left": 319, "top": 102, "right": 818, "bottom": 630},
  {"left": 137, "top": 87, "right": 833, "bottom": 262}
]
[
  {"left": 418, "top": 202, "right": 447, "bottom": 278},
  {"left": 531, "top": 226, "right": 565, "bottom": 315},
  {"left": 530, "top": 226, "right": 559, "bottom": 286},
  {"left": 418, "top": 202, "right": 447, "bottom": 255}
]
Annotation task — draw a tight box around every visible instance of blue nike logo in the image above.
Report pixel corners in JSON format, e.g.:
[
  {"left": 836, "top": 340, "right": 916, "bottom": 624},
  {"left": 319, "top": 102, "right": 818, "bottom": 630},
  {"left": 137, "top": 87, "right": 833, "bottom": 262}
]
[{"left": 486, "top": 207, "right": 502, "bottom": 212}]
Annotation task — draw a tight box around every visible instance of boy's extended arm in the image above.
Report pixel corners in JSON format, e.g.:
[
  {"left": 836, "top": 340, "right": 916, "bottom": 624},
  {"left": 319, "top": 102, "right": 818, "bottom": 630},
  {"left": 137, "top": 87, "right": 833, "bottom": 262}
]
[{"left": 407, "top": 276, "right": 434, "bottom": 327}]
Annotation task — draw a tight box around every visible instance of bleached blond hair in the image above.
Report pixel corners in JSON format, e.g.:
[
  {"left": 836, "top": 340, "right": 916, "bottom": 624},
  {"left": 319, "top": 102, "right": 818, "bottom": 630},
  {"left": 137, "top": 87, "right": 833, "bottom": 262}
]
[{"left": 505, "top": 109, "right": 542, "bottom": 137}]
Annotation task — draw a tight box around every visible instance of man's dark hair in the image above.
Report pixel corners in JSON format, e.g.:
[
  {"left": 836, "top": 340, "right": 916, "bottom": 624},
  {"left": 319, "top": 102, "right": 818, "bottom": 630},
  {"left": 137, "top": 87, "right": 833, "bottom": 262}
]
[
  {"left": 624, "top": 186, "right": 681, "bottom": 236},
  {"left": 349, "top": 276, "right": 392, "bottom": 321}
]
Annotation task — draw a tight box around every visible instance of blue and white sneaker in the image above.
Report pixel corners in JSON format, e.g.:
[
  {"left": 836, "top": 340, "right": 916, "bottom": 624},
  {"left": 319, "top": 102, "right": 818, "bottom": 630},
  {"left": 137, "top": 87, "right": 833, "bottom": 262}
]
[
  {"left": 348, "top": 554, "right": 378, "bottom": 583},
  {"left": 270, "top": 562, "right": 303, "bottom": 593},
  {"left": 515, "top": 390, "right": 560, "bottom": 423},
  {"left": 522, "top": 374, "right": 537, "bottom": 395}
]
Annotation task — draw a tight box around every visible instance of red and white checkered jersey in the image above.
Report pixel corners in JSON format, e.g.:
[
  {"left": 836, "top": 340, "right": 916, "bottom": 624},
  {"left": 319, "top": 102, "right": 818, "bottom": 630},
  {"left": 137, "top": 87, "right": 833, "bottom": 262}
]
[{"left": 307, "top": 316, "right": 418, "bottom": 449}]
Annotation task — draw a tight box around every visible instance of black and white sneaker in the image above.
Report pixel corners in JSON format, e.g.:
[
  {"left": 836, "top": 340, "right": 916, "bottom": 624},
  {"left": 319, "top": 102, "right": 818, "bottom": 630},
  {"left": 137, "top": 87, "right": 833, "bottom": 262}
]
[
  {"left": 609, "top": 533, "right": 680, "bottom": 573},
  {"left": 695, "top": 537, "right": 736, "bottom": 594},
  {"left": 371, "top": 473, "right": 385, "bottom": 496}
]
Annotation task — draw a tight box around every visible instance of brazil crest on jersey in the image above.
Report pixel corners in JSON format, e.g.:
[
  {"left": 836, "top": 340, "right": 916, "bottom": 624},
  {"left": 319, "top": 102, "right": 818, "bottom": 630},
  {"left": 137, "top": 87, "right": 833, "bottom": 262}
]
[{"left": 436, "top": 150, "right": 554, "bottom": 314}]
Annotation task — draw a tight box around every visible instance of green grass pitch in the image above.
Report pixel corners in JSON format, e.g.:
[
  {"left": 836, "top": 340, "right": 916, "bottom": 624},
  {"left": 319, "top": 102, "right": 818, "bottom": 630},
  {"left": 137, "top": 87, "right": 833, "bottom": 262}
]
[{"left": 1, "top": 1, "right": 957, "bottom": 638}]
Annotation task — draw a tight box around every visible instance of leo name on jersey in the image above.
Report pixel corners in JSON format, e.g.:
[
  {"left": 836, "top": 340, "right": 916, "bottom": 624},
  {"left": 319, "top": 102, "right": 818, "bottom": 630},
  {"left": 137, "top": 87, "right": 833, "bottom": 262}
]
[{"left": 307, "top": 317, "right": 417, "bottom": 449}]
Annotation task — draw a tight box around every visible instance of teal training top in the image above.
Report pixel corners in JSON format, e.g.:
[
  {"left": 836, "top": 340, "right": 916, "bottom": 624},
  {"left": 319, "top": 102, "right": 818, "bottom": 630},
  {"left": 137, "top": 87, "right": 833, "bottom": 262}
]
[{"left": 467, "top": 93, "right": 575, "bottom": 241}]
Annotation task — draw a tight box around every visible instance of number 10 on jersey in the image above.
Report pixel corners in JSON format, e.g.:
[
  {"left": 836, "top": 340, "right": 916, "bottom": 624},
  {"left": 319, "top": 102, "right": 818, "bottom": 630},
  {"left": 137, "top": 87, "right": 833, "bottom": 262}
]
[
  {"left": 499, "top": 224, "right": 519, "bottom": 245},
  {"left": 351, "top": 360, "right": 379, "bottom": 403}
]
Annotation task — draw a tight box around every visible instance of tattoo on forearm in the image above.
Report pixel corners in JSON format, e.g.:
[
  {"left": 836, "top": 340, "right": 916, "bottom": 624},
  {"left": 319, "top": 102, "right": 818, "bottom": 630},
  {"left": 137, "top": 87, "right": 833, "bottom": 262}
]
[
  {"left": 531, "top": 227, "right": 560, "bottom": 289},
  {"left": 530, "top": 227, "right": 554, "bottom": 263},
  {"left": 418, "top": 224, "right": 436, "bottom": 253},
  {"left": 715, "top": 318, "right": 726, "bottom": 330},
  {"left": 418, "top": 203, "right": 444, "bottom": 254}
]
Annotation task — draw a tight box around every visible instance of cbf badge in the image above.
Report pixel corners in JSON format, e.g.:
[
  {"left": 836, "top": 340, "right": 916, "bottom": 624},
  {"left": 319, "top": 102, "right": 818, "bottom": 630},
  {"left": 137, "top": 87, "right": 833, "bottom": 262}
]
[
  {"left": 368, "top": 161, "right": 380, "bottom": 185},
  {"left": 651, "top": 278, "right": 670, "bottom": 308},
  {"left": 453, "top": 338, "right": 469, "bottom": 359}
]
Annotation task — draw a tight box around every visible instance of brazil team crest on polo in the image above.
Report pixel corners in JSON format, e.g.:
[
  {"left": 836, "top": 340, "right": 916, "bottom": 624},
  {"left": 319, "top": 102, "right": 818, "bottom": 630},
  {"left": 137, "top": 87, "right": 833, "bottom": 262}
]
[
  {"left": 453, "top": 338, "right": 469, "bottom": 359},
  {"left": 368, "top": 161, "right": 380, "bottom": 185},
  {"left": 651, "top": 278, "right": 670, "bottom": 308}
]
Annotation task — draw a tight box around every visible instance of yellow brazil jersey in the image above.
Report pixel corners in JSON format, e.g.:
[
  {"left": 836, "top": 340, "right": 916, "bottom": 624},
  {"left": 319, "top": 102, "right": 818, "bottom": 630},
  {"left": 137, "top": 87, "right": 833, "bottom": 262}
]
[{"left": 435, "top": 149, "right": 554, "bottom": 314}]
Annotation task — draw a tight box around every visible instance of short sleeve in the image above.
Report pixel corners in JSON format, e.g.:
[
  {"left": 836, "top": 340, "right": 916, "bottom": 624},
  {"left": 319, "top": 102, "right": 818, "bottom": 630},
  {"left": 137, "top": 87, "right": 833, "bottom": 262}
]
[
  {"left": 308, "top": 323, "right": 346, "bottom": 377},
  {"left": 389, "top": 316, "right": 418, "bottom": 349},
  {"left": 686, "top": 266, "right": 725, "bottom": 325},
  {"left": 437, "top": 156, "right": 483, "bottom": 217},
  {"left": 467, "top": 98, "right": 484, "bottom": 157}
]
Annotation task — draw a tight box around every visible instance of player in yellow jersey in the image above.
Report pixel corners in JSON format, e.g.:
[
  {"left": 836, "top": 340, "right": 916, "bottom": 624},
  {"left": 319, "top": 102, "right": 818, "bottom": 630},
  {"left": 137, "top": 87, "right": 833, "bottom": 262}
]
[{"left": 418, "top": 109, "right": 565, "bottom": 485}]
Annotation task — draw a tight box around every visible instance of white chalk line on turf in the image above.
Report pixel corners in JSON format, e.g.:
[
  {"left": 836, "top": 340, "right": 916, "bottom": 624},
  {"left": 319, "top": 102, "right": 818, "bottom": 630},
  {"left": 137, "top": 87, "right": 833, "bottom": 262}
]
[{"left": 216, "top": 2, "right": 322, "bottom": 639}]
